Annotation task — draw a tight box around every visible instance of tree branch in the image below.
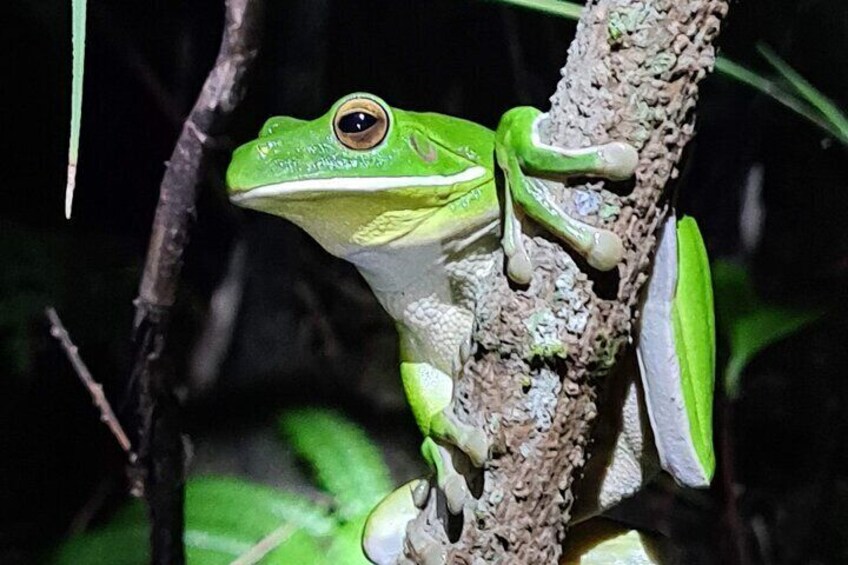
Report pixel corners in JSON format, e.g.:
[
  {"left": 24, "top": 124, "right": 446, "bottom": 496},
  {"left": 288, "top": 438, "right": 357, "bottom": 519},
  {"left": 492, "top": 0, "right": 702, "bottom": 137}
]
[
  {"left": 46, "top": 307, "right": 135, "bottom": 461},
  {"left": 407, "top": 0, "right": 729, "bottom": 561},
  {"left": 128, "top": 1, "right": 263, "bottom": 563}
]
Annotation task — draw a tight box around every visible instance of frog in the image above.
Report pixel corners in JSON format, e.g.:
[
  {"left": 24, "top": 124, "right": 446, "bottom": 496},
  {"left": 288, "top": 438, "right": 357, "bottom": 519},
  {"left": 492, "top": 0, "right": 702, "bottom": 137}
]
[{"left": 226, "top": 93, "right": 714, "bottom": 564}]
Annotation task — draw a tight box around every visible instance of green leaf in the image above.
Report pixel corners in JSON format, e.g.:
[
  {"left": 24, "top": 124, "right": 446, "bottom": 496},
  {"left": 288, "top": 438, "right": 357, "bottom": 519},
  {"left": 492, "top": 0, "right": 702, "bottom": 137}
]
[
  {"left": 48, "top": 477, "right": 332, "bottom": 565},
  {"left": 67, "top": 0, "right": 87, "bottom": 218},
  {"left": 279, "top": 408, "right": 393, "bottom": 521},
  {"left": 757, "top": 44, "right": 848, "bottom": 145},
  {"left": 714, "top": 57, "right": 848, "bottom": 145},
  {"left": 712, "top": 261, "right": 822, "bottom": 398},
  {"left": 482, "top": 0, "right": 582, "bottom": 18}
]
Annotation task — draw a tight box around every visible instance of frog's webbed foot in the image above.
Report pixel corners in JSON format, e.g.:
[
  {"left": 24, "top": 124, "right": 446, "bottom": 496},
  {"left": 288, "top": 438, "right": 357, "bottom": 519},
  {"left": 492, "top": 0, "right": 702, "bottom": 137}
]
[
  {"left": 362, "top": 445, "right": 470, "bottom": 564},
  {"left": 496, "top": 108, "right": 639, "bottom": 281},
  {"left": 362, "top": 479, "right": 429, "bottom": 565}
]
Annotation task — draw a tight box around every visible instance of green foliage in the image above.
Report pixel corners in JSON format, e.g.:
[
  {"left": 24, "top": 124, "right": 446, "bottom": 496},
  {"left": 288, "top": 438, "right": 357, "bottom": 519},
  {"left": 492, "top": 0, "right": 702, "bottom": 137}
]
[
  {"left": 279, "top": 408, "right": 393, "bottom": 521},
  {"left": 67, "top": 0, "right": 87, "bottom": 218},
  {"left": 49, "top": 478, "right": 327, "bottom": 565},
  {"left": 712, "top": 261, "right": 822, "bottom": 398},
  {"left": 49, "top": 409, "right": 393, "bottom": 564}
]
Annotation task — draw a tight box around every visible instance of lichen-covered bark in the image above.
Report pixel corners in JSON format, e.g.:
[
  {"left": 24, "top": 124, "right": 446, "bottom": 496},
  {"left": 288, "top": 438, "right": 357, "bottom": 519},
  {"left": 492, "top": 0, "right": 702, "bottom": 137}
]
[{"left": 406, "top": 0, "right": 728, "bottom": 562}]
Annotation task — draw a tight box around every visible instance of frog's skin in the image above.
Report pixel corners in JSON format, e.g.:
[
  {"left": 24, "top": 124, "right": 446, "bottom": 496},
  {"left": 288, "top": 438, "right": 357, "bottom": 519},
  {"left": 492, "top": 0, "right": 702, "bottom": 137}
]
[{"left": 227, "top": 93, "right": 713, "bottom": 564}]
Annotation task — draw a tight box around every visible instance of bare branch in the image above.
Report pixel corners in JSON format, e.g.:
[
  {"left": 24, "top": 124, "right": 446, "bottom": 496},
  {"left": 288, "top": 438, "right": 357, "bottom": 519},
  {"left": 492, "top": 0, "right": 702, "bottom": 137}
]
[
  {"left": 45, "top": 307, "right": 136, "bottom": 461},
  {"left": 127, "top": 1, "right": 264, "bottom": 563}
]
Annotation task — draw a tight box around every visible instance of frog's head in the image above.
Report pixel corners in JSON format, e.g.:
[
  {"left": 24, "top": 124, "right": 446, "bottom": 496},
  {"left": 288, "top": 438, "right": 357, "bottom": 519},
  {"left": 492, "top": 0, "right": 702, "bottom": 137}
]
[{"left": 226, "top": 93, "right": 494, "bottom": 261}]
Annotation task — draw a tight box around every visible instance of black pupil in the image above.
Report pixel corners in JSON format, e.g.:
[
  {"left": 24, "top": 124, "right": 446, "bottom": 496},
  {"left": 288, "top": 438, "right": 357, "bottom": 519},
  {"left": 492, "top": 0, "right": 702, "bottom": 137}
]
[{"left": 338, "top": 111, "right": 378, "bottom": 134}]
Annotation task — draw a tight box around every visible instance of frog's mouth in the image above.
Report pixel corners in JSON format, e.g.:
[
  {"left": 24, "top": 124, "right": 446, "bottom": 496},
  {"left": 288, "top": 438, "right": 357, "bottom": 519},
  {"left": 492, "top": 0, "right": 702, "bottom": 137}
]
[{"left": 228, "top": 166, "right": 487, "bottom": 203}]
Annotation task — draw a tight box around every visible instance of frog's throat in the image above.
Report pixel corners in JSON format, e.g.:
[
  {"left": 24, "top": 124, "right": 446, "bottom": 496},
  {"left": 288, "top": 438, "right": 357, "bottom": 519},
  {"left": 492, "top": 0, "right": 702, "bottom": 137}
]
[{"left": 229, "top": 166, "right": 488, "bottom": 202}]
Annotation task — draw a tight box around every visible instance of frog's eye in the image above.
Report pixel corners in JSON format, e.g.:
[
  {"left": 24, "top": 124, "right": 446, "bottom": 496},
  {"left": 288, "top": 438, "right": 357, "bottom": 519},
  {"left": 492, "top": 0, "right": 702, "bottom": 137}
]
[{"left": 333, "top": 98, "right": 389, "bottom": 150}]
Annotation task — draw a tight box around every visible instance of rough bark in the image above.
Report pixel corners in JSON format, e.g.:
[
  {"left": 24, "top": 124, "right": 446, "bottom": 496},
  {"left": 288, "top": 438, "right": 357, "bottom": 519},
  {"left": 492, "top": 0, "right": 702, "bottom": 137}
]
[
  {"left": 407, "top": 0, "right": 729, "bottom": 562},
  {"left": 129, "top": 1, "right": 263, "bottom": 563}
]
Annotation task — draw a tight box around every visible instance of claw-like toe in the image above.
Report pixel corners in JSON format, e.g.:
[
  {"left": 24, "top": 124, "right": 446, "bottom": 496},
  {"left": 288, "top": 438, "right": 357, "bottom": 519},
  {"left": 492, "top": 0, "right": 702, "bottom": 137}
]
[
  {"left": 459, "top": 427, "right": 490, "bottom": 467},
  {"left": 586, "top": 230, "right": 625, "bottom": 272},
  {"left": 598, "top": 141, "right": 639, "bottom": 180}
]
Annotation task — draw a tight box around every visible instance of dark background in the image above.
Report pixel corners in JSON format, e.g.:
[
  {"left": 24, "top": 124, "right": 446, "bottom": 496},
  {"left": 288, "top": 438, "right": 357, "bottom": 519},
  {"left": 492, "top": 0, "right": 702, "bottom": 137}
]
[{"left": 2, "top": 0, "right": 847, "bottom": 563}]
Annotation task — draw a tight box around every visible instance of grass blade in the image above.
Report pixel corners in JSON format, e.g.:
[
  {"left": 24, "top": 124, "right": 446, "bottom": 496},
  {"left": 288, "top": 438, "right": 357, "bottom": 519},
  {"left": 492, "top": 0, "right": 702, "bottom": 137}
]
[
  {"left": 67, "top": 0, "right": 87, "bottom": 219},
  {"left": 715, "top": 57, "right": 848, "bottom": 144},
  {"left": 483, "top": 0, "right": 582, "bottom": 18},
  {"left": 756, "top": 44, "right": 848, "bottom": 144}
]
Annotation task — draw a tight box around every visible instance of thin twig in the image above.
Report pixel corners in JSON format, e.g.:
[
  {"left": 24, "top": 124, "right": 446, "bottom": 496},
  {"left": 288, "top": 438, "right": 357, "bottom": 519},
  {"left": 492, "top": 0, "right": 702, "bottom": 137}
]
[
  {"left": 229, "top": 523, "right": 297, "bottom": 565},
  {"left": 45, "top": 307, "right": 136, "bottom": 461}
]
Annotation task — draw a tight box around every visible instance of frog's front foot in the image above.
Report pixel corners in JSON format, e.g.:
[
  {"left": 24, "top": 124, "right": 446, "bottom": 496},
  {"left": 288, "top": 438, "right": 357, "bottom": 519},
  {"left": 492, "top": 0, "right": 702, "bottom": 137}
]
[
  {"left": 400, "top": 361, "right": 488, "bottom": 515},
  {"left": 595, "top": 141, "right": 639, "bottom": 181},
  {"left": 496, "top": 108, "right": 640, "bottom": 277}
]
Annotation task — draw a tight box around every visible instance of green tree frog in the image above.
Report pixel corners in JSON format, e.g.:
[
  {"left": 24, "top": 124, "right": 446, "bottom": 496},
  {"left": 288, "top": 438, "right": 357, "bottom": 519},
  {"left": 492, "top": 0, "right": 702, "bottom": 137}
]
[{"left": 226, "top": 93, "right": 714, "bottom": 564}]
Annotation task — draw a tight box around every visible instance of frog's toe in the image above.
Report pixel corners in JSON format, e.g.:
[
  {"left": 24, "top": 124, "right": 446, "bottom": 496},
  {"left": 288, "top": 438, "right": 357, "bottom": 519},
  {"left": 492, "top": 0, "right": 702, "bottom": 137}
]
[
  {"left": 424, "top": 439, "right": 471, "bottom": 513},
  {"left": 506, "top": 249, "right": 533, "bottom": 285},
  {"left": 458, "top": 427, "right": 490, "bottom": 467},
  {"left": 363, "top": 479, "right": 427, "bottom": 565},
  {"left": 586, "top": 229, "right": 626, "bottom": 272},
  {"left": 430, "top": 410, "right": 490, "bottom": 467},
  {"left": 406, "top": 527, "right": 448, "bottom": 565},
  {"left": 597, "top": 141, "right": 639, "bottom": 180},
  {"left": 443, "top": 473, "right": 469, "bottom": 514}
]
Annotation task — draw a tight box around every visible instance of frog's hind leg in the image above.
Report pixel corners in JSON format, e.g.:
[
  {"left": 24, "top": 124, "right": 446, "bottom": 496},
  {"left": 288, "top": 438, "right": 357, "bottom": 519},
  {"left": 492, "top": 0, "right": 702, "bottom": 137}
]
[{"left": 400, "top": 361, "right": 488, "bottom": 512}]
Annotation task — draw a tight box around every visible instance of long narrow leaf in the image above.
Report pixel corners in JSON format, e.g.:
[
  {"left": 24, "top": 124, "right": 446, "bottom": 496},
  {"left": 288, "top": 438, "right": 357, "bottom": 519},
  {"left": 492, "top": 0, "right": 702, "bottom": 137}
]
[
  {"left": 483, "top": 0, "right": 582, "bottom": 18},
  {"left": 66, "top": 0, "right": 87, "bottom": 219},
  {"left": 757, "top": 44, "right": 848, "bottom": 144},
  {"left": 713, "top": 57, "right": 846, "bottom": 143}
]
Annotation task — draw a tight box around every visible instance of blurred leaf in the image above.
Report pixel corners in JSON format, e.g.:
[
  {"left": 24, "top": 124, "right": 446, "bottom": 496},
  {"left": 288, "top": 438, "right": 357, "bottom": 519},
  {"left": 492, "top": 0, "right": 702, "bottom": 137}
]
[
  {"left": 714, "top": 57, "right": 848, "bottom": 145},
  {"left": 48, "top": 477, "right": 330, "bottom": 565},
  {"left": 279, "top": 408, "right": 393, "bottom": 521},
  {"left": 50, "top": 409, "right": 395, "bottom": 564},
  {"left": 712, "top": 261, "right": 822, "bottom": 398},
  {"left": 757, "top": 44, "right": 848, "bottom": 145},
  {"left": 325, "top": 515, "right": 372, "bottom": 565}
]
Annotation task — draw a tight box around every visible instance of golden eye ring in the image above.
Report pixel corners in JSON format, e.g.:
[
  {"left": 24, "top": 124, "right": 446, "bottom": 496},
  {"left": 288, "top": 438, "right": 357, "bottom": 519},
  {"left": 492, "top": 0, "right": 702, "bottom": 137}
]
[{"left": 333, "top": 97, "right": 389, "bottom": 150}]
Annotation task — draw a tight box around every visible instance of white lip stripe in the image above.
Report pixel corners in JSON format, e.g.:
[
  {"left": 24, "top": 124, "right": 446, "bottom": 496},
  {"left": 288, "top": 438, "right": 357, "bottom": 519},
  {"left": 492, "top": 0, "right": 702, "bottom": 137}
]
[{"left": 231, "top": 166, "right": 487, "bottom": 202}]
